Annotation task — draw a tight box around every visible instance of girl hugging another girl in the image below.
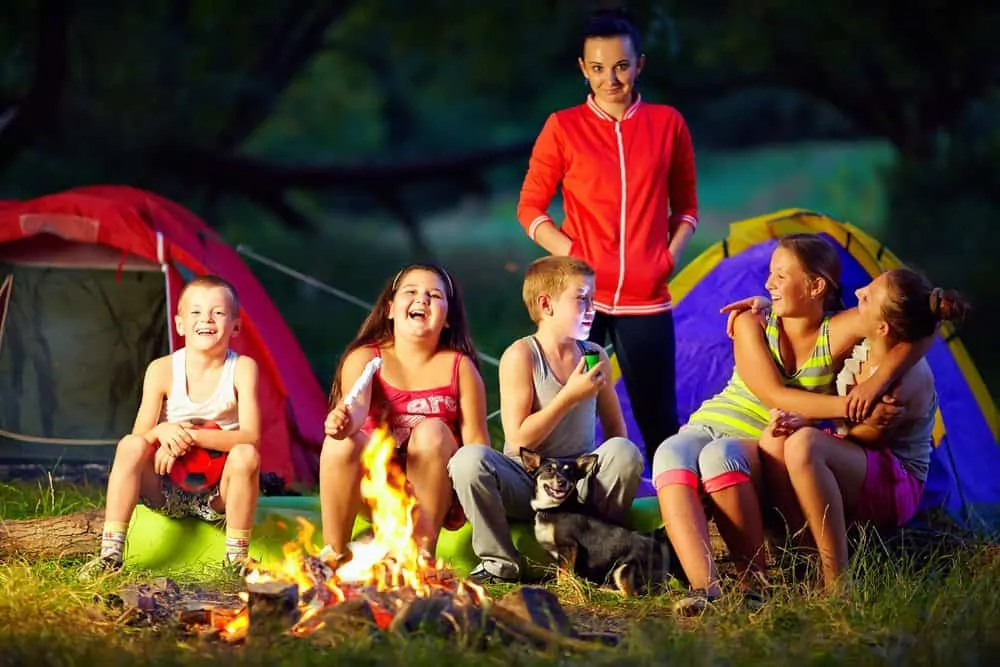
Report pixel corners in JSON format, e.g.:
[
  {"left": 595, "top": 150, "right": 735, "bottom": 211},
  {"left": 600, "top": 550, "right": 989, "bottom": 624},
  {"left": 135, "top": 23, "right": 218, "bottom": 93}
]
[
  {"left": 763, "top": 268, "right": 968, "bottom": 593},
  {"left": 654, "top": 234, "right": 937, "bottom": 613}
]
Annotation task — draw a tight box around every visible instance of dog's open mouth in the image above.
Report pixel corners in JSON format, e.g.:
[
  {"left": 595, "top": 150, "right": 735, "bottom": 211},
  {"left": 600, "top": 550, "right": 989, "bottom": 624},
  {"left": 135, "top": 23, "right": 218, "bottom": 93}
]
[{"left": 543, "top": 484, "right": 571, "bottom": 500}]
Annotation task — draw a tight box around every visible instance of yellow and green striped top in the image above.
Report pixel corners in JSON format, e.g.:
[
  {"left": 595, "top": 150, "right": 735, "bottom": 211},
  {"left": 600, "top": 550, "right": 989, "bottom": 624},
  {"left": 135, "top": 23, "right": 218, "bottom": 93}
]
[{"left": 688, "top": 311, "right": 837, "bottom": 439}]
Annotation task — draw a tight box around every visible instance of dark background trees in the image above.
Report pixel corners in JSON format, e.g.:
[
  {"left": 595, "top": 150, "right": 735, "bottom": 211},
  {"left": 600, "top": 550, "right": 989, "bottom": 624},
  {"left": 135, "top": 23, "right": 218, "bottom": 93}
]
[{"left": 3, "top": 0, "right": 998, "bottom": 392}]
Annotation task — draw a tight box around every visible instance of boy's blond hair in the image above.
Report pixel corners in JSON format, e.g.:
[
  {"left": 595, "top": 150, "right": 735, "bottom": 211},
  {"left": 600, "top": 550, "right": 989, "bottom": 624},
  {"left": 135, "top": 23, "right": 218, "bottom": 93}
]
[
  {"left": 522, "top": 256, "right": 595, "bottom": 323},
  {"left": 179, "top": 274, "right": 240, "bottom": 313}
]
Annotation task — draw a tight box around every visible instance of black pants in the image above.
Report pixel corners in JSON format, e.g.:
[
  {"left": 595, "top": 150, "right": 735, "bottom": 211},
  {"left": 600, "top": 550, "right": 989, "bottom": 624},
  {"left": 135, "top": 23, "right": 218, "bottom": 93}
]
[{"left": 589, "top": 310, "right": 679, "bottom": 465}]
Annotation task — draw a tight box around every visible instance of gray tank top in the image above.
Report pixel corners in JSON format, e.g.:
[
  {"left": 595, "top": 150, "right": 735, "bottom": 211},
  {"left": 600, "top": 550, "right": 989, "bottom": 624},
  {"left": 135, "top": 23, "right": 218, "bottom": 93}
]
[{"left": 505, "top": 336, "right": 600, "bottom": 460}]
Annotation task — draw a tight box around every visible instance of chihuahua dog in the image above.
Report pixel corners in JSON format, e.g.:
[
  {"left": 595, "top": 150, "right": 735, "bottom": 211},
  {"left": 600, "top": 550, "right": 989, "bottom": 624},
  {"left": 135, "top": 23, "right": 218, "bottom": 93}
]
[{"left": 520, "top": 448, "right": 671, "bottom": 596}]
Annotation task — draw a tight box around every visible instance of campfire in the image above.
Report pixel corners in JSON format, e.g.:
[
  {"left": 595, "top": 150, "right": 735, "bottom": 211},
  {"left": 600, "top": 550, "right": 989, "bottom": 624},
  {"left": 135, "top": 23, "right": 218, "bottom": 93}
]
[
  {"left": 214, "top": 425, "right": 483, "bottom": 643},
  {"left": 108, "top": 426, "right": 615, "bottom": 650}
]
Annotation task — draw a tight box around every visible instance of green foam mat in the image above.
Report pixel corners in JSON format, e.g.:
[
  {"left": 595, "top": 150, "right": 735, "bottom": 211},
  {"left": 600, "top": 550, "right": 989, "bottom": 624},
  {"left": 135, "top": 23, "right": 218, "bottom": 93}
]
[{"left": 123, "top": 495, "right": 663, "bottom": 577}]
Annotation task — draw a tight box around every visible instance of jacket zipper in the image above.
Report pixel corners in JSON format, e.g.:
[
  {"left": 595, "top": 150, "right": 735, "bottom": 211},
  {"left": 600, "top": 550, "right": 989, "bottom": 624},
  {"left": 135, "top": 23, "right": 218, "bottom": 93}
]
[{"left": 611, "top": 121, "right": 627, "bottom": 311}]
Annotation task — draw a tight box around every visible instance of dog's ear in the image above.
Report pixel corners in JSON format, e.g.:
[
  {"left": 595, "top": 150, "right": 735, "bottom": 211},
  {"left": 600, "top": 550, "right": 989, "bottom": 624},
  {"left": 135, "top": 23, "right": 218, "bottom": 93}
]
[
  {"left": 576, "top": 453, "right": 599, "bottom": 476},
  {"left": 520, "top": 448, "right": 542, "bottom": 473}
]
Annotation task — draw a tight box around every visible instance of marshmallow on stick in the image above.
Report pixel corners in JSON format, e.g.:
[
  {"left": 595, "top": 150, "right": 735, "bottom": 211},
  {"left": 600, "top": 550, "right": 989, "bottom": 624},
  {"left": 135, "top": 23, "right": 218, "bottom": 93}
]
[{"left": 343, "top": 357, "right": 382, "bottom": 408}]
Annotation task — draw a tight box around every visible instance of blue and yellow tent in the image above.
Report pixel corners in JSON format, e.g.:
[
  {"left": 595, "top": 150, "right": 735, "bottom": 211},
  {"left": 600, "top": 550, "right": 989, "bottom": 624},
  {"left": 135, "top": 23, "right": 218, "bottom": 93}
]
[{"left": 607, "top": 209, "right": 1000, "bottom": 528}]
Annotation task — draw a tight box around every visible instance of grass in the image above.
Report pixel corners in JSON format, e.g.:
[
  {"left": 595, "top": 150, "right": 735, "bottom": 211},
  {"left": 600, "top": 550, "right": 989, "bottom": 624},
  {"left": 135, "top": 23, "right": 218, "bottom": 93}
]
[
  {"left": 0, "top": 477, "right": 105, "bottom": 520},
  {"left": 3, "top": 478, "right": 1000, "bottom": 664}
]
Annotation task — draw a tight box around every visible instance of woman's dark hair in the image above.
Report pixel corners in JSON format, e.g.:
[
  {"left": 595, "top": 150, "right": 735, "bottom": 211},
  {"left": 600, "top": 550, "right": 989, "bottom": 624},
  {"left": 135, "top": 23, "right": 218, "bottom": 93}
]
[
  {"left": 328, "top": 263, "right": 479, "bottom": 406},
  {"left": 776, "top": 233, "right": 844, "bottom": 312},
  {"left": 881, "top": 268, "right": 970, "bottom": 341},
  {"left": 582, "top": 7, "right": 643, "bottom": 56}
]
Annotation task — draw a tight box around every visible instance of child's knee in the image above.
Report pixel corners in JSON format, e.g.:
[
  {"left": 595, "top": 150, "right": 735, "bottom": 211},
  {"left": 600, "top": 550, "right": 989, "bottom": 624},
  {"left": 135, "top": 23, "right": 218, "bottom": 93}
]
[
  {"left": 651, "top": 433, "right": 702, "bottom": 490},
  {"left": 597, "top": 437, "right": 644, "bottom": 478},
  {"left": 226, "top": 444, "right": 261, "bottom": 476},
  {"left": 321, "top": 434, "right": 362, "bottom": 467},
  {"left": 116, "top": 434, "right": 154, "bottom": 463},
  {"left": 447, "top": 444, "right": 493, "bottom": 487},
  {"left": 408, "top": 419, "right": 457, "bottom": 462},
  {"left": 783, "top": 428, "right": 823, "bottom": 473},
  {"left": 759, "top": 428, "right": 787, "bottom": 459},
  {"left": 699, "top": 439, "right": 751, "bottom": 493}
]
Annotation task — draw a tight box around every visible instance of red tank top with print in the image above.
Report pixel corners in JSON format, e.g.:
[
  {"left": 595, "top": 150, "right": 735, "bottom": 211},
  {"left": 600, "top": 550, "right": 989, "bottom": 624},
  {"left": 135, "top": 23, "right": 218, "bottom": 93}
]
[{"left": 361, "top": 347, "right": 464, "bottom": 447}]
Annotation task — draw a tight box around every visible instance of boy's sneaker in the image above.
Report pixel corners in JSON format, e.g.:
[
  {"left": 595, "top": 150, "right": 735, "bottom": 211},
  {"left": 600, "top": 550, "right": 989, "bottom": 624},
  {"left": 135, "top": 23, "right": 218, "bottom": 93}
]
[
  {"left": 78, "top": 555, "right": 124, "bottom": 581},
  {"left": 467, "top": 564, "right": 519, "bottom": 586},
  {"left": 672, "top": 588, "right": 719, "bottom": 616}
]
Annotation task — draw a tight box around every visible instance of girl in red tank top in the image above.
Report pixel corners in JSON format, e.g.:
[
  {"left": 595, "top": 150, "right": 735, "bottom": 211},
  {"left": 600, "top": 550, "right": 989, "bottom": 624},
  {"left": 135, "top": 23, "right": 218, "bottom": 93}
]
[
  {"left": 319, "top": 263, "right": 490, "bottom": 563},
  {"left": 362, "top": 346, "right": 464, "bottom": 447}
]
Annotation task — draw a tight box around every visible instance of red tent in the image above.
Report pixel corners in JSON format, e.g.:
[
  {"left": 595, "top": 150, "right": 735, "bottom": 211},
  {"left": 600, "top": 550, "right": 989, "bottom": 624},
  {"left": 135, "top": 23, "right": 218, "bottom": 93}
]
[{"left": 0, "top": 185, "right": 327, "bottom": 484}]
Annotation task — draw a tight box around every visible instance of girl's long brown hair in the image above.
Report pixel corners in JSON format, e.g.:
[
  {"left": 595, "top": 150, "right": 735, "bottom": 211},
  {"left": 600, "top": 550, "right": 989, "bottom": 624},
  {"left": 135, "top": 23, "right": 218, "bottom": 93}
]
[{"left": 328, "top": 263, "right": 480, "bottom": 407}]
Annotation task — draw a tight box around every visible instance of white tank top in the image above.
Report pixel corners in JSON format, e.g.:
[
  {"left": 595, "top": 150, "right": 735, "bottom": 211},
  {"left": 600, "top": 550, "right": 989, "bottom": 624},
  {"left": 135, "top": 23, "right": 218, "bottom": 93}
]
[{"left": 161, "top": 348, "right": 240, "bottom": 431}]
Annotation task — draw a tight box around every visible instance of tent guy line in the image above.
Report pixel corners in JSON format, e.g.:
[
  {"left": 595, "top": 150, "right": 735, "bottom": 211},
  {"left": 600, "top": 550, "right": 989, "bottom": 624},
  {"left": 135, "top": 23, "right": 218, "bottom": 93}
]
[
  {"left": 236, "top": 244, "right": 620, "bottom": 425},
  {"left": 238, "top": 244, "right": 621, "bottom": 424},
  {"left": 236, "top": 244, "right": 503, "bottom": 368},
  {"left": 237, "top": 245, "right": 513, "bottom": 423}
]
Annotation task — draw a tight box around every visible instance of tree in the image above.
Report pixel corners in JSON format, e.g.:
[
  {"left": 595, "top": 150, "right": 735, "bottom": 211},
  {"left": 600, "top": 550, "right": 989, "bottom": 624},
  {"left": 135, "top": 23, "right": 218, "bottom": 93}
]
[
  {"left": 635, "top": 0, "right": 1000, "bottom": 161},
  {"left": 0, "top": 0, "right": 583, "bottom": 253}
]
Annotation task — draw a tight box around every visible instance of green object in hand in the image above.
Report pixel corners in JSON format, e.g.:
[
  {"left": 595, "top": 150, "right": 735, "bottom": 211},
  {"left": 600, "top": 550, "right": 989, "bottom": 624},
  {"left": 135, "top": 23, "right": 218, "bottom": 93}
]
[{"left": 584, "top": 352, "right": 601, "bottom": 371}]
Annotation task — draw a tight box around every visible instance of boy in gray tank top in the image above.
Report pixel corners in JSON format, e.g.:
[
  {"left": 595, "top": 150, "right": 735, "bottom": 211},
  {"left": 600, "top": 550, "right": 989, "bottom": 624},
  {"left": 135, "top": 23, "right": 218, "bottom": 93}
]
[{"left": 448, "top": 257, "right": 644, "bottom": 583}]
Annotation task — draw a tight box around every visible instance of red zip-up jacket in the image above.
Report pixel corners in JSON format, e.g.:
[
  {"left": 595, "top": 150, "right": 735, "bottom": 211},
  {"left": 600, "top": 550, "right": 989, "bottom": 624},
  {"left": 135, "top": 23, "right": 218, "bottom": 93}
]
[{"left": 517, "top": 95, "right": 698, "bottom": 315}]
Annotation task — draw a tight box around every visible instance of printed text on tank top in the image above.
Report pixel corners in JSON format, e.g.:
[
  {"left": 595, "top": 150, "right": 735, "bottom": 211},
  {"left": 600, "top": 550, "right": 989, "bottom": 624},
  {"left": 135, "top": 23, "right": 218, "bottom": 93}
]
[{"left": 363, "top": 347, "right": 463, "bottom": 446}]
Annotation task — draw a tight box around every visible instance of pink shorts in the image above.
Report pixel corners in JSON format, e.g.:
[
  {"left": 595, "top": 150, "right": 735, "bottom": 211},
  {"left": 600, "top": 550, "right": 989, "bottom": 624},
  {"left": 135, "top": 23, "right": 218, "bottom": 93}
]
[{"left": 851, "top": 447, "right": 924, "bottom": 527}]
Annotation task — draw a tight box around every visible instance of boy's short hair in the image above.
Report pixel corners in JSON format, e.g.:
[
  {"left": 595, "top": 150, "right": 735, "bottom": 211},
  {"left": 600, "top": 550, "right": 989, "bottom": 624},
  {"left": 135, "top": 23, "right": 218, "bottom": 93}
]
[
  {"left": 179, "top": 274, "right": 240, "bottom": 313},
  {"left": 522, "top": 256, "right": 595, "bottom": 323}
]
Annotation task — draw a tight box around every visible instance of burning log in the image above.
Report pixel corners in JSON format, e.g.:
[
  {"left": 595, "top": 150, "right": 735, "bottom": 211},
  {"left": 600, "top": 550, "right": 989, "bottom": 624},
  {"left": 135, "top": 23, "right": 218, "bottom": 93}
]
[
  {"left": 177, "top": 604, "right": 242, "bottom": 632},
  {"left": 300, "top": 597, "right": 380, "bottom": 643},
  {"left": 246, "top": 579, "right": 301, "bottom": 643},
  {"left": 494, "top": 587, "right": 574, "bottom": 636}
]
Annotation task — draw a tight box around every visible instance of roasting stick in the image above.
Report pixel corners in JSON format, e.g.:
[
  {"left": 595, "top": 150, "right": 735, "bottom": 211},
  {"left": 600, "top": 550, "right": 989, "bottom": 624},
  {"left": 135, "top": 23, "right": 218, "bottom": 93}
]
[{"left": 343, "top": 357, "right": 382, "bottom": 408}]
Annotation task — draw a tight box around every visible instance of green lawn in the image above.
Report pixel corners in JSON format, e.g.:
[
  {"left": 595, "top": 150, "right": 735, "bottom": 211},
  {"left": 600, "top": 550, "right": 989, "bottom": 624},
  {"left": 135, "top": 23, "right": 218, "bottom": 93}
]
[{"left": 2, "top": 478, "right": 1000, "bottom": 665}]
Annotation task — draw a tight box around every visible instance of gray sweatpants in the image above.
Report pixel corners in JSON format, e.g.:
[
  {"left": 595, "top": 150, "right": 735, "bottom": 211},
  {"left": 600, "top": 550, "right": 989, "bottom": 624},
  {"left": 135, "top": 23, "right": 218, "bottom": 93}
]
[{"left": 447, "top": 437, "right": 644, "bottom": 579}]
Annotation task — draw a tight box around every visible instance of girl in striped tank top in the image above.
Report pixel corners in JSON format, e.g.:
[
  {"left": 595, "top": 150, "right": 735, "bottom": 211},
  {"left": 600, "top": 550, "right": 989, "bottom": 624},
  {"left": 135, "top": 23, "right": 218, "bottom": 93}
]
[
  {"left": 761, "top": 268, "right": 965, "bottom": 594},
  {"left": 654, "top": 235, "right": 931, "bottom": 613}
]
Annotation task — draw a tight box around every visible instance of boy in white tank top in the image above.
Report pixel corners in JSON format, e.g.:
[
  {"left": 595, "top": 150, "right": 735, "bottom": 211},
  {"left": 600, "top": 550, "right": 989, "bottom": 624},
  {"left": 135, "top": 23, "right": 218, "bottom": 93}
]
[{"left": 81, "top": 275, "right": 262, "bottom": 578}]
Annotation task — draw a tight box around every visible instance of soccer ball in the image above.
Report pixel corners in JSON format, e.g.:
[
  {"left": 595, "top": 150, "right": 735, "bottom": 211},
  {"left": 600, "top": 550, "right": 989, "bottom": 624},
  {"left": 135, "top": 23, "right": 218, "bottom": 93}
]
[{"left": 167, "top": 420, "right": 228, "bottom": 493}]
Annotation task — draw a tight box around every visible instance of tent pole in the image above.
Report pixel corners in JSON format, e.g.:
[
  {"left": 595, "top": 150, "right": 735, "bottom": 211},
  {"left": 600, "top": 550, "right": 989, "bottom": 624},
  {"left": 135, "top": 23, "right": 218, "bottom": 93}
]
[{"left": 157, "top": 232, "right": 175, "bottom": 354}]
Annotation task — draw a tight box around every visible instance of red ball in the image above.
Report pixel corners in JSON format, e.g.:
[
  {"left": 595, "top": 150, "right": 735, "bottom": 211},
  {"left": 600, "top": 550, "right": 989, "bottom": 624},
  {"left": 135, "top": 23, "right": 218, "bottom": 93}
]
[{"left": 168, "top": 420, "right": 228, "bottom": 493}]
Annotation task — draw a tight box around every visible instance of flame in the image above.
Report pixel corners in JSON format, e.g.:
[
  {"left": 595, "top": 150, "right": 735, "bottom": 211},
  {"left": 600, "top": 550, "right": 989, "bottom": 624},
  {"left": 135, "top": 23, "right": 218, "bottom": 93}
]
[
  {"left": 335, "top": 425, "right": 439, "bottom": 591},
  {"left": 222, "top": 425, "right": 458, "bottom": 640}
]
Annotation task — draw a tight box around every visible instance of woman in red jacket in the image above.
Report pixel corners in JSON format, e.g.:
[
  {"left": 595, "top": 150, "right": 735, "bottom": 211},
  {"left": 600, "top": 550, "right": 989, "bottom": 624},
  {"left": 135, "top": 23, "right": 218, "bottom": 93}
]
[{"left": 516, "top": 8, "right": 698, "bottom": 463}]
